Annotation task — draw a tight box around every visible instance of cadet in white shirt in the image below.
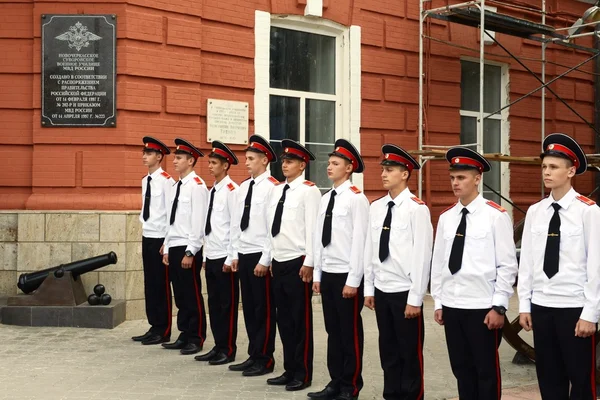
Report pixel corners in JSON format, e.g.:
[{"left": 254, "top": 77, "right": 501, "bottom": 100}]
[
  {"left": 132, "top": 136, "right": 175, "bottom": 346},
  {"left": 364, "top": 144, "right": 433, "bottom": 400},
  {"left": 264, "top": 139, "right": 321, "bottom": 392},
  {"left": 518, "top": 133, "right": 600, "bottom": 400},
  {"left": 310, "top": 139, "right": 369, "bottom": 400},
  {"left": 161, "top": 138, "right": 209, "bottom": 356},
  {"left": 194, "top": 141, "right": 240, "bottom": 366},
  {"left": 228, "top": 135, "right": 279, "bottom": 377},
  {"left": 431, "top": 147, "right": 518, "bottom": 400}
]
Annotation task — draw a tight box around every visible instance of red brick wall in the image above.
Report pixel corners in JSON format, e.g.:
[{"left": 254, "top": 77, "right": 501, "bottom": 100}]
[{"left": 0, "top": 0, "right": 596, "bottom": 220}]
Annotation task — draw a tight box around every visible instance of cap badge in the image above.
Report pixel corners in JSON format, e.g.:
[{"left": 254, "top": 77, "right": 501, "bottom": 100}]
[
  {"left": 284, "top": 148, "right": 289, "bottom": 153},
  {"left": 176, "top": 145, "right": 180, "bottom": 150},
  {"left": 454, "top": 158, "right": 460, "bottom": 163},
  {"left": 385, "top": 154, "right": 390, "bottom": 159},
  {"left": 548, "top": 144, "right": 555, "bottom": 150}
]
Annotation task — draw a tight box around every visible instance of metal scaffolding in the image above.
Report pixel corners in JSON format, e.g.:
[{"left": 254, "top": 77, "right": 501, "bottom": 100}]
[{"left": 417, "top": 0, "right": 600, "bottom": 200}]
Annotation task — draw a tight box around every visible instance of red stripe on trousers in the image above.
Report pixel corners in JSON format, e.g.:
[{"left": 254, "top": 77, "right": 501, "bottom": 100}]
[
  {"left": 262, "top": 274, "right": 271, "bottom": 355},
  {"left": 303, "top": 282, "right": 310, "bottom": 383},
  {"left": 192, "top": 262, "right": 204, "bottom": 346},
  {"left": 351, "top": 294, "right": 361, "bottom": 396},
  {"left": 163, "top": 266, "right": 172, "bottom": 338},
  {"left": 417, "top": 313, "right": 424, "bottom": 400},
  {"left": 227, "top": 271, "right": 235, "bottom": 356}
]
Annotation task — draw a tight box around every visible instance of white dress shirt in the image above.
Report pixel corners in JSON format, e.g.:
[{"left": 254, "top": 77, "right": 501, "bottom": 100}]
[
  {"left": 313, "top": 180, "right": 370, "bottom": 288},
  {"left": 163, "top": 171, "right": 209, "bottom": 256},
  {"left": 229, "top": 171, "right": 279, "bottom": 266},
  {"left": 203, "top": 175, "right": 239, "bottom": 264},
  {"left": 139, "top": 167, "right": 175, "bottom": 238},
  {"left": 431, "top": 194, "right": 518, "bottom": 310},
  {"left": 364, "top": 187, "right": 433, "bottom": 306},
  {"left": 518, "top": 188, "right": 600, "bottom": 323},
  {"left": 264, "top": 176, "right": 322, "bottom": 266}
]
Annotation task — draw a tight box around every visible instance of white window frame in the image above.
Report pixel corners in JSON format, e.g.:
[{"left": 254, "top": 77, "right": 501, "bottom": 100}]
[
  {"left": 459, "top": 57, "right": 512, "bottom": 215},
  {"left": 254, "top": 10, "right": 362, "bottom": 189}
]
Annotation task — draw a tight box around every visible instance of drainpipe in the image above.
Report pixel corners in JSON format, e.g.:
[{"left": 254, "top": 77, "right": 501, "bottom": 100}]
[{"left": 595, "top": 30, "right": 600, "bottom": 204}]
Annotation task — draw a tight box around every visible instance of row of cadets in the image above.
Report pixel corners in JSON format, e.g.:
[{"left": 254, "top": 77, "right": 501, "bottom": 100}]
[
  {"left": 161, "top": 138, "right": 209, "bottom": 355},
  {"left": 227, "top": 135, "right": 279, "bottom": 376},
  {"left": 194, "top": 141, "right": 241, "bottom": 365},
  {"left": 132, "top": 137, "right": 176, "bottom": 345},
  {"left": 518, "top": 133, "right": 600, "bottom": 400}
]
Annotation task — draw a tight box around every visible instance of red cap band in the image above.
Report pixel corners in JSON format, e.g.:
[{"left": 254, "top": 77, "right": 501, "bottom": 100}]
[
  {"left": 546, "top": 143, "right": 579, "bottom": 168},
  {"left": 384, "top": 153, "right": 414, "bottom": 172},
  {"left": 334, "top": 146, "right": 358, "bottom": 171},
  {"left": 145, "top": 142, "right": 166, "bottom": 154},
  {"left": 284, "top": 147, "right": 309, "bottom": 163},
  {"left": 451, "top": 156, "right": 484, "bottom": 172},
  {"left": 176, "top": 144, "right": 201, "bottom": 159},
  {"left": 212, "top": 147, "right": 233, "bottom": 164},
  {"left": 249, "top": 142, "right": 273, "bottom": 161}
]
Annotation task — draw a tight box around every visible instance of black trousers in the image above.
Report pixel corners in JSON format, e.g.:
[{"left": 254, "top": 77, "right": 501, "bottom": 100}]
[
  {"left": 531, "top": 304, "right": 597, "bottom": 400},
  {"left": 272, "top": 256, "right": 314, "bottom": 383},
  {"left": 238, "top": 252, "right": 276, "bottom": 367},
  {"left": 168, "top": 246, "right": 207, "bottom": 345},
  {"left": 205, "top": 256, "right": 239, "bottom": 357},
  {"left": 375, "top": 289, "right": 424, "bottom": 400},
  {"left": 442, "top": 306, "right": 502, "bottom": 400},
  {"left": 142, "top": 236, "right": 172, "bottom": 338},
  {"left": 321, "top": 272, "right": 364, "bottom": 397}
]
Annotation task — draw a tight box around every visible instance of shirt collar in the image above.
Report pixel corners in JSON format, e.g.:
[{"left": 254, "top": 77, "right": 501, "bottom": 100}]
[
  {"left": 213, "top": 175, "right": 232, "bottom": 192},
  {"left": 457, "top": 194, "right": 484, "bottom": 215},
  {"left": 286, "top": 175, "right": 305, "bottom": 191},
  {"left": 180, "top": 171, "right": 197, "bottom": 185},
  {"left": 387, "top": 187, "right": 412, "bottom": 207},
  {"left": 548, "top": 187, "right": 577, "bottom": 210},
  {"left": 331, "top": 179, "right": 352, "bottom": 195},
  {"left": 253, "top": 170, "right": 270, "bottom": 185},
  {"left": 148, "top": 167, "right": 164, "bottom": 180}
]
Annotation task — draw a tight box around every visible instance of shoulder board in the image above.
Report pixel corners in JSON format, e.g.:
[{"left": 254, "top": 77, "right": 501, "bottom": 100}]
[
  {"left": 303, "top": 180, "right": 315, "bottom": 187},
  {"left": 227, "top": 182, "right": 235, "bottom": 191},
  {"left": 161, "top": 171, "right": 172, "bottom": 180},
  {"left": 350, "top": 185, "right": 362, "bottom": 194},
  {"left": 267, "top": 176, "right": 280, "bottom": 185},
  {"left": 440, "top": 204, "right": 455, "bottom": 215},
  {"left": 411, "top": 196, "right": 426, "bottom": 205},
  {"left": 576, "top": 195, "right": 596, "bottom": 206},
  {"left": 193, "top": 177, "right": 203, "bottom": 185},
  {"left": 486, "top": 200, "right": 506, "bottom": 212}
]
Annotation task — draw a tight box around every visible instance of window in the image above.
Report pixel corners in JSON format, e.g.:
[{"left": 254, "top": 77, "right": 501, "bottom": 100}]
[
  {"left": 254, "top": 12, "right": 361, "bottom": 191},
  {"left": 460, "top": 60, "right": 508, "bottom": 205}
]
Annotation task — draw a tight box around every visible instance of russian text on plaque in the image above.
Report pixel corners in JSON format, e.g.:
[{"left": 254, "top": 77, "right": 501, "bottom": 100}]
[{"left": 42, "top": 15, "right": 116, "bottom": 127}]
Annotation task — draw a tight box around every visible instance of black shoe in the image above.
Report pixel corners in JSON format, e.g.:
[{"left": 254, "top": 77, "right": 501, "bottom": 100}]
[
  {"left": 307, "top": 386, "right": 339, "bottom": 399},
  {"left": 285, "top": 379, "right": 311, "bottom": 391},
  {"left": 333, "top": 393, "right": 357, "bottom": 400},
  {"left": 229, "top": 358, "right": 255, "bottom": 371},
  {"left": 194, "top": 348, "right": 218, "bottom": 361},
  {"left": 161, "top": 339, "right": 187, "bottom": 349},
  {"left": 266, "top": 373, "right": 293, "bottom": 386},
  {"left": 180, "top": 343, "right": 202, "bottom": 355},
  {"left": 242, "top": 363, "right": 274, "bottom": 377},
  {"left": 209, "top": 352, "right": 235, "bottom": 365},
  {"left": 141, "top": 334, "right": 169, "bottom": 345},
  {"left": 131, "top": 331, "right": 152, "bottom": 342}
]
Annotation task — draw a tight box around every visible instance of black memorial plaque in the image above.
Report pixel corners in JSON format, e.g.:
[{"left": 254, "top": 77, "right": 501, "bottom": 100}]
[{"left": 42, "top": 15, "right": 116, "bottom": 127}]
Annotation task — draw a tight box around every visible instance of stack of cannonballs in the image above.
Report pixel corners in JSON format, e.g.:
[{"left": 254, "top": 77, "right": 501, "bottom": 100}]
[{"left": 87, "top": 284, "right": 112, "bottom": 306}]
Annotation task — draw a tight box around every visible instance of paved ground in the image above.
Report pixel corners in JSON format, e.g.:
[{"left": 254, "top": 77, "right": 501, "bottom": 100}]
[{"left": 0, "top": 296, "right": 540, "bottom": 400}]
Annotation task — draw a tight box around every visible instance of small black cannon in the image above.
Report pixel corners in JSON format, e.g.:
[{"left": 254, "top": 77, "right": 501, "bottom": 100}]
[{"left": 17, "top": 252, "right": 118, "bottom": 294}]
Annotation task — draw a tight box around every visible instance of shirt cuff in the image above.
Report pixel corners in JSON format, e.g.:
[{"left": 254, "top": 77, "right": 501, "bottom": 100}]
[
  {"left": 518, "top": 299, "right": 531, "bottom": 314},
  {"left": 580, "top": 306, "right": 599, "bottom": 323},
  {"left": 407, "top": 292, "right": 423, "bottom": 307},
  {"left": 491, "top": 293, "right": 509, "bottom": 309},
  {"left": 364, "top": 284, "right": 375, "bottom": 297},
  {"left": 345, "top": 276, "right": 362, "bottom": 288},
  {"left": 303, "top": 256, "right": 313, "bottom": 267},
  {"left": 434, "top": 299, "right": 442, "bottom": 311},
  {"left": 185, "top": 246, "right": 199, "bottom": 256},
  {"left": 313, "top": 269, "right": 322, "bottom": 283},
  {"left": 225, "top": 256, "right": 232, "bottom": 266},
  {"left": 259, "top": 253, "right": 271, "bottom": 267}
]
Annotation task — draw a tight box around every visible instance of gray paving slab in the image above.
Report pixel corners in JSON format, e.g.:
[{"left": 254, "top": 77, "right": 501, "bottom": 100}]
[{"left": 0, "top": 296, "right": 537, "bottom": 399}]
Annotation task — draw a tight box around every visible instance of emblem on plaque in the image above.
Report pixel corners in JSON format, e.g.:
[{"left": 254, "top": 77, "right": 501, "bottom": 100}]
[{"left": 55, "top": 21, "right": 102, "bottom": 51}]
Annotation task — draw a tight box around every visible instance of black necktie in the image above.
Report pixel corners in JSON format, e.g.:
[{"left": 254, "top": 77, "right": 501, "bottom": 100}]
[
  {"left": 321, "top": 190, "right": 337, "bottom": 247},
  {"left": 240, "top": 180, "right": 255, "bottom": 231},
  {"left": 379, "top": 201, "right": 395, "bottom": 262},
  {"left": 143, "top": 176, "right": 152, "bottom": 221},
  {"left": 271, "top": 184, "right": 290, "bottom": 237},
  {"left": 543, "top": 203, "right": 561, "bottom": 279},
  {"left": 169, "top": 180, "right": 182, "bottom": 225},
  {"left": 205, "top": 187, "right": 216, "bottom": 235},
  {"left": 448, "top": 208, "right": 469, "bottom": 274}
]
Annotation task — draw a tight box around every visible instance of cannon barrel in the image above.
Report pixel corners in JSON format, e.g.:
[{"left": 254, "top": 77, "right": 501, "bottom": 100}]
[{"left": 17, "top": 251, "right": 118, "bottom": 294}]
